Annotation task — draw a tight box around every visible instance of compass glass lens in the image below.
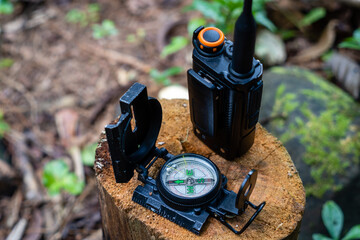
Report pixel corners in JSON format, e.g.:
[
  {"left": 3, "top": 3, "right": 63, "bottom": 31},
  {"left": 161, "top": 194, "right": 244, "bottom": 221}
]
[{"left": 160, "top": 155, "right": 219, "bottom": 198}]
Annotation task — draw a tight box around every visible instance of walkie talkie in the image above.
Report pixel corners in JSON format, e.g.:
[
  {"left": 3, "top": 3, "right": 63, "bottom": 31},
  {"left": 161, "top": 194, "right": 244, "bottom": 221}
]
[{"left": 187, "top": 0, "right": 263, "bottom": 159}]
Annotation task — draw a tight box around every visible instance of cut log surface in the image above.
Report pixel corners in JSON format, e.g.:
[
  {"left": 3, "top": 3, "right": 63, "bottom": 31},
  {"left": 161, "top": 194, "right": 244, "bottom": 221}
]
[{"left": 95, "top": 99, "right": 305, "bottom": 240}]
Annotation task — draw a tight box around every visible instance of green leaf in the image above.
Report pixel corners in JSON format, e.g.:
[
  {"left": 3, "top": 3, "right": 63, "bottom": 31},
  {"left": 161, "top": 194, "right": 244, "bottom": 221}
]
[
  {"left": 92, "top": 20, "right": 118, "bottom": 39},
  {"left": 66, "top": 9, "right": 87, "bottom": 26},
  {"left": 161, "top": 36, "right": 188, "bottom": 58},
  {"left": 150, "top": 67, "right": 183, "bottom": 86},
  {"left": 187, "top": 18, "right": 206, "bottom": 36},
  {"left": 0, "top": 58, "right": 14, "bottom": 68},
  {"left": 322, "top": 50, "right": 334, "bottom": 62},
  {"left": 187, "top": 0, "right": 224, "bottom": 23},
  {"left": 102, "top": 20, "right": 118, "bottom": 34},
  {"left": 81, "top": 143, "right": 97, "bottom": 166},
  {"left": 43, "top": 159, "right": 84, "bottom": 196},
  {"left": 278, "top": 30, "right": 296, "bottom": 40},
  {"left": 150, "top": 69, "right": 170, "bottom": 86},
  {"left": 0, "top": 0, "right": 14, "bottom": 15},
  {"left": 62, "top": 173, "right": 84, "bottom": 195},
  {"left": 342, "top": 225, "right": 360, "bottom": 240},
  {"left": 87, "top": 3, "right": 100, "bottom": 23},
  {"left": 299, "top": 7, "right": 326, "bottom": 27},
  {"left": 254, "top": 11, "right": 277, "bottom": 32},
  {"left": 339, "top": 41, "right": 360, "bottom": 50},
  {"left": 353, "top": 29, "right": 360, "bottom": 43},
  {"left": 0, "top": 121, "right": 10, "bottom": 137},
  {"left": 162, "top": 66, "right": 183, "bottom": 77},
  {"left": 87, "top": 3, "right": 100, "bottom": 13},
  {"left": 322, "top": 201, "right": 344, "bottom": 239},
  {"left": 312, "top": 233, "right": 334, "bottom": 240}
]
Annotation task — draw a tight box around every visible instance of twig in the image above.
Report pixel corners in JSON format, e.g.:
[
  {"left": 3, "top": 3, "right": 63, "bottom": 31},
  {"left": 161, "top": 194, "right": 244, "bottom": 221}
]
[
  {"left": 49, "top": 179, "right": 96, "bottom": 240},
  {"left": 78, "top": 43, "right": 152, "bottom": 73},
  {"left": 6, "top": 218, "right": 28, "bottom": 240},
  {"left": 291, "top": 20, "right": 338, "bottom": 63},
  {"left": 68, "top": 146, "right": 85, "bottom": 182},
  {"left": 6, "top": 190, "right": 23, "bottom": 228},
  {"left": 8, "top": 131, "right": 43, "bottom": 201}
]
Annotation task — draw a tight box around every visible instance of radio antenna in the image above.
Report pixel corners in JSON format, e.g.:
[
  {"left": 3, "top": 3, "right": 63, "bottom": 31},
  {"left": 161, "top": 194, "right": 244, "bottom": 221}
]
[{"left": 231, "top": 0, "right": 257, "bottom": 75}]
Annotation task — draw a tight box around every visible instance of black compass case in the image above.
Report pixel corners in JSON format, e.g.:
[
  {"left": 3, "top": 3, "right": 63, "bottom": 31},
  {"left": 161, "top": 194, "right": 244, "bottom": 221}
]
[{"left": 105, "top": 83, "right": 266, "bottom": 235}]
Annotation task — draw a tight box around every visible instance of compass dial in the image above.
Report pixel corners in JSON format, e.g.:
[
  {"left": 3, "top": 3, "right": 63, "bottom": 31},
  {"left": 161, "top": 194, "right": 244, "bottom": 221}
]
[{"left": 159, "top": 154, "right": 220, "bottom": 199}]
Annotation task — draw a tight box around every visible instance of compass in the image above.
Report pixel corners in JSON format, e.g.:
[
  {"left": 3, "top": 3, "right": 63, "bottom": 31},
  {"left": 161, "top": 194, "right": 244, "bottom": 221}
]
[
  {"left": 158, "top": 154, "right": 221, "bottom": 207},
  {"left": 105, "top": 83, "right": 266, "bottom": 235}
]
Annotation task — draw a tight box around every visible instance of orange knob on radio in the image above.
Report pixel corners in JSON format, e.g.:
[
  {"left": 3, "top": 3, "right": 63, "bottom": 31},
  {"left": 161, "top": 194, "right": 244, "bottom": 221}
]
[{"left": 197, "top": 27, "right": 225, "bottom": 54}]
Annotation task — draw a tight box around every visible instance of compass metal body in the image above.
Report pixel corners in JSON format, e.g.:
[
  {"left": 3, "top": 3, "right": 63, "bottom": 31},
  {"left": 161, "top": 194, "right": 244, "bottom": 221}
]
[{"left": 105, "top": 83, "right": 265, "bottom": 235}]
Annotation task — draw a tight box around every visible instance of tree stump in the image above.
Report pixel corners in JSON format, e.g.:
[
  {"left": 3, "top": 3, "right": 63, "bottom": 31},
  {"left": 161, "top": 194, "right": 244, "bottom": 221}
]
[{"left": 95, "top": 99, "right": 305, "bottom": 240}]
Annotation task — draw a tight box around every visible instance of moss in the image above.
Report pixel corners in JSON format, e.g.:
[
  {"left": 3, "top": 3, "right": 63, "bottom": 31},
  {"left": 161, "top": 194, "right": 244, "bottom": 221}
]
[{"left": 270, "top": 67, "right": 360, "bottom": 198}]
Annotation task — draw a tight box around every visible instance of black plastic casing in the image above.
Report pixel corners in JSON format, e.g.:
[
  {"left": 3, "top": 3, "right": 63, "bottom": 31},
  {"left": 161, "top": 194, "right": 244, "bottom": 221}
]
[{"left": 188, "top": 27, "right": 263, "bottom": 160}]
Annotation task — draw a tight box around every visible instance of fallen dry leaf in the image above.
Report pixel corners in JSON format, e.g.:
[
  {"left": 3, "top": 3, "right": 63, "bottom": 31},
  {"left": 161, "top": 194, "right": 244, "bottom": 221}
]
[
  {"left": 291, "top": 20, "right": 338, "bottom": 63},
  {"left": 55, "top": 108, "right": 79, "bottom": 148}
]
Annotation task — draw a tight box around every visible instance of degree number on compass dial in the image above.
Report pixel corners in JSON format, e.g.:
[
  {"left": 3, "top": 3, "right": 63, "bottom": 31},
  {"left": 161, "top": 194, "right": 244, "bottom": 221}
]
[{"left": 160, "top": 154, "right": 220, "bottom": 199}]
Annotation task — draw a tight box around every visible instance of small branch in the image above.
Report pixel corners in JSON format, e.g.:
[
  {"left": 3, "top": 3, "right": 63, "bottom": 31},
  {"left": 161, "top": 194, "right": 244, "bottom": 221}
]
[
  {"left": 79, "top": 43, "right": 152, "bottom": 73},
  {"left": 8, "top": 131, "right": 43, "bottom": 201},
  {"left": 49, "top": 179, "right": 96, "bottom": 240},
  {"left": 6, "top": 218, "right": 28, "bottom": 240}
]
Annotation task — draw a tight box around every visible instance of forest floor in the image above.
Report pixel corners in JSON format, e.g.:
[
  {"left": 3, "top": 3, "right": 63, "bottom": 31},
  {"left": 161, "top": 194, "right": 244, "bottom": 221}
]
[{"left": 0, "top": 0, "right": 359, "bottom": 239}]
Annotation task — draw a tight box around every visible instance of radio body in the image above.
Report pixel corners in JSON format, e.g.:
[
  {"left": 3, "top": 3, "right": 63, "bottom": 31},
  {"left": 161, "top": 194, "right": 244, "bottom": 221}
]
[{"left": 188, "top": 25, "right": 263, "bottom": 159}]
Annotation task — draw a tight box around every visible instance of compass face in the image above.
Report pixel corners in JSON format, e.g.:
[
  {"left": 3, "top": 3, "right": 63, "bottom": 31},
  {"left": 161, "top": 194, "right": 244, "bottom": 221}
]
[{"left": 159, "top": 154, "right": 219, "bottom": 199}]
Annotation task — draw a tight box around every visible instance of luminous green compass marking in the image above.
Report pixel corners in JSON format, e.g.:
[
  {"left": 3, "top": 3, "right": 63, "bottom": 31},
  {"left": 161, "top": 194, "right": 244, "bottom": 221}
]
[
  {"left": 186, "top": 169, "right": 194, "bottom": 176},
  {"left": 174, "top": 180, "right": 184, "bottom": 184},
  {"left": 187, "top": 186, "right": 194, "bottom": 194},
  {"left": 197, "top": 178, "right": 205, "bottom": 183}
]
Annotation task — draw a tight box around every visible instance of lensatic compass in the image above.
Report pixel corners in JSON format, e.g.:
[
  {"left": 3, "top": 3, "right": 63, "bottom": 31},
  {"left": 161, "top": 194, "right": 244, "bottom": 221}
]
[{"left": 105, "top": 83, "right": 265, "bottom": 235}]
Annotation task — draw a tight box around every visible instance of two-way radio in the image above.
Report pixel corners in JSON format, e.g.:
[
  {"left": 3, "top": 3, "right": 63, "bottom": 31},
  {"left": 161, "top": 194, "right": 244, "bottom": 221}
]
[{"left": 187, "top": 0, "right": 263, "bottom": 159}]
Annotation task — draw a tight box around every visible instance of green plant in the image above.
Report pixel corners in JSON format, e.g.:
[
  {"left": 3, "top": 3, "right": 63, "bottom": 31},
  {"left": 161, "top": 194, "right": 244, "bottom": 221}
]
[
  {"left": 298, "top": 7, "right": 326, "bottom": 28},
  {"left": 0, "top": 111, "right": 9, "bottom": 138},
  {"left": 161, "top": 36, "right": 188, "bottom": 58},
  {"left": 270, "top": 67, "right": 360, "bottom": 197},
  {"left": 271, "top": 84, "right": 299, "bottom": 128},
  {"left": 150, "top": 67, "right": 183, "bottom": 86},
  {"left": 81, "top": 143, "right": 97, "bottom": 166},
  {"left": 65, "top": 3, "right": 100, "bottom": 27},
  {"left": 43, "top": 159, "right": 84, "bottom": 196},
  {"left": 126, "top": 28, "right": 146, "bottom": 43},
  {"left": 66, "top": 9, "right": 87, "bottom": 26},
  {"left": 313, "top": 201, "right": 360, "bottom": 240},
  {"left": 0, "top": 0, "right": 14, "bottom": 15},
  {"left": 185, "top": 0, "right": 276, "bottom": 34},
  {"left": 339, "top": 29, "right": 360, "bottom": 50},
  {"left": 92, "top": 19, "right": 118, "bottom": 39},
  {"left": 87, "top": 3, "right": 100, "bottom": 23},
  {"left": 160, "top": 18, "right": 206, "bottom": 58},
  {"left": 0, "top": 58, "right": 14, "bottom": 68}
]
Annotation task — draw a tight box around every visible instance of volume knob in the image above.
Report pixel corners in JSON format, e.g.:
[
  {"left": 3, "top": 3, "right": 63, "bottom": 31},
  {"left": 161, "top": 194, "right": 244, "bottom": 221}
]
[{"left": 197, "top": 27, "right": 225, "bottom": 54}]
